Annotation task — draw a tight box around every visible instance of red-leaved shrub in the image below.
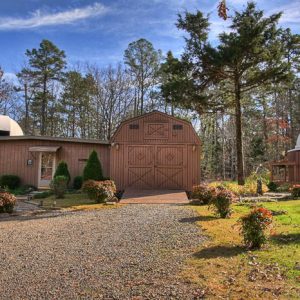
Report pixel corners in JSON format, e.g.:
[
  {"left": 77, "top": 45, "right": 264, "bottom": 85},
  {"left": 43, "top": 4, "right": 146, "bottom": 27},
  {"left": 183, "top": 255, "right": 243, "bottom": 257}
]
[
  {"left": 191, "top": 184, "right": 216, "bottom": 205},
  {"left": 209, "top": 186, "right": 237, "bottom": 218},
  {"left": 240, "top": 207, "right": 273, "bottom": 249}
]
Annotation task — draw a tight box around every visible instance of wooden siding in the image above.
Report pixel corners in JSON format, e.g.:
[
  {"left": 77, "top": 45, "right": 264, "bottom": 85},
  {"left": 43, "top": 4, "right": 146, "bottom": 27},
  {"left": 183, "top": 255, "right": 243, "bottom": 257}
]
[
  {"left": 110, "top": 111, "right": 201, "bottom": 190},
  {"left": 0, "top": 139, "right": 110, "bottom": 187},
  {"left": 287, "top": 151, "right": 300, "bottom": 182}
]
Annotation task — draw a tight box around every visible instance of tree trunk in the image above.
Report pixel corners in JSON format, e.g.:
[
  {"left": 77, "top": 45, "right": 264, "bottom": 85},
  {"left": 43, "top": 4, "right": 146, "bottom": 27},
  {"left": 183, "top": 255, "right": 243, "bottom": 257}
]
[
  {"left": 234, "top": 78, "right": 245, "bottom": 185},
  {"left": 41, "top": 75, "right": 47, "bottom": 135},
  {"left": 24, "top": 83, "right": 29, "bottom": 134}
]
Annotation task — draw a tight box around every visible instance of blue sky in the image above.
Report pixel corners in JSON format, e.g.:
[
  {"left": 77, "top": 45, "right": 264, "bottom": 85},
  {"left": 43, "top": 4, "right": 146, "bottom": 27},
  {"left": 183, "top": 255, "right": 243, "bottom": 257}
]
[{"left": 1, "top": 0, "right": 299, "bottom": 77}]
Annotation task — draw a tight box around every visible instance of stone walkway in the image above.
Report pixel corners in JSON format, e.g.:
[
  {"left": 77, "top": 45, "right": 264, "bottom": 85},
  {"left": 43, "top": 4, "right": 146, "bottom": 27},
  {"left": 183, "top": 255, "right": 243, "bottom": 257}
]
[{"left": 121, "top": 189, "right": 189, "bottom": 204}]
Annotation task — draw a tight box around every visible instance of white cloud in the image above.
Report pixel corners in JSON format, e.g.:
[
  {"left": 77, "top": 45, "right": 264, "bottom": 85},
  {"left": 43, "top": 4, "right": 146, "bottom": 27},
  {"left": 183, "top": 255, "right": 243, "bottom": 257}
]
[
  {"left": 274, "top": 1, "right": 300, "bottom": 23},
  {"left": 0, "top": 3, "right": 109, "bottom": 30}
]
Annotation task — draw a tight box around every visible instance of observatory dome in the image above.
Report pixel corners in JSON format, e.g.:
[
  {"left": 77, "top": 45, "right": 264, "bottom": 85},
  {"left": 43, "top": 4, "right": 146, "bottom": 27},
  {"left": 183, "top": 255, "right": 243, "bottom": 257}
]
[{"left": 0, "top": 115, "right": 24, "bottom": 136}]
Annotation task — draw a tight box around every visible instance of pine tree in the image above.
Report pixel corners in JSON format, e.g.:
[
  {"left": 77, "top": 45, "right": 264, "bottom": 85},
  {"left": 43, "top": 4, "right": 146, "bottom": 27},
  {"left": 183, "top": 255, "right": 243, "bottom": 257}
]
[
  {"left": 161, "top": 2, "right": 291, "bottom": 184},
  {"left": 83, "top": 150, "right": 104, "bottom": 181},
  {"left": 20, "top": 40, "right": 66, "bottom": 135}
]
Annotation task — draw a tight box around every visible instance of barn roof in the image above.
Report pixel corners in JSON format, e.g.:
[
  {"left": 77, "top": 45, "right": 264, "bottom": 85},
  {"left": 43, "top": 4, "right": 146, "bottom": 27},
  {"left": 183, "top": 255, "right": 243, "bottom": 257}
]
[
  {"left": 0, "top": 135, "right": 110, "bottom": 145},
  {"left": 111, "top": 110, "right": 201, "bottom": 144}
]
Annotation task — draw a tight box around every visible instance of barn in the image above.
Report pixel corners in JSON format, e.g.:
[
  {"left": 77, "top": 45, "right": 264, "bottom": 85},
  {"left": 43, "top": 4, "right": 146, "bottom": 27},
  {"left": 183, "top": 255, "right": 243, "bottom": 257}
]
[
  {"left": 110, "top": 111, "right": 201, "bottom": 191},
  {"left": 0, "top": 111, "right": 201, "bottom": 191}
]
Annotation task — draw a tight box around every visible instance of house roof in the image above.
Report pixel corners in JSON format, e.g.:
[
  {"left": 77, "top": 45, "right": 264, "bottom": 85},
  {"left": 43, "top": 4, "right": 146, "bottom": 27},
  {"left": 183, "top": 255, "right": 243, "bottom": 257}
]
[{"left": 0, "top": 135, "right": 110, "bottom": 145}]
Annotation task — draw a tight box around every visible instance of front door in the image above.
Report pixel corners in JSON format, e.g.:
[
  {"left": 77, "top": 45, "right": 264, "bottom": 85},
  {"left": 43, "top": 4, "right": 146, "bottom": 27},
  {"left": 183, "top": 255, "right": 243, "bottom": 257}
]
[{"left": 38, "top": 152, "right": 56, "bottom": 188}]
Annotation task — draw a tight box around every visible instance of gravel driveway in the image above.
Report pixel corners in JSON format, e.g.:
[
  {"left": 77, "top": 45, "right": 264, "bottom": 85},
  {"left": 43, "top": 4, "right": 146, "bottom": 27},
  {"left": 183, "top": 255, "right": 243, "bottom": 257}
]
[{"left": 0, "top": 205, "right": 204, "bottom": 299}]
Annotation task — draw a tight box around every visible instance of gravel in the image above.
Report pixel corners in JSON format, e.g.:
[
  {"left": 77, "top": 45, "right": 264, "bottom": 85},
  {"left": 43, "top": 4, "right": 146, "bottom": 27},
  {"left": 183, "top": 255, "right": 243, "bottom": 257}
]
[{"left": 0, "top": 204, "right": 204, "bottom": 299}]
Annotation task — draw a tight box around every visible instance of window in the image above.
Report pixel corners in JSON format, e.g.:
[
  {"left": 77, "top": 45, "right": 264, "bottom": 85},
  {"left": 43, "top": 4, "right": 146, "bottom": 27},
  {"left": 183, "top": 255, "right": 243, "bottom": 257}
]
[
  {"left": 173, "top": 124, "right": 183, "bottom": 130},
  {"left": 78, "top": 159, "right": 88, "bottom": 162},
  {"left": 0, "top": 130, "right": 9, "bottom": 136},
  {"left": 129, "top": 124, "right": 139, "bottom": 129}
]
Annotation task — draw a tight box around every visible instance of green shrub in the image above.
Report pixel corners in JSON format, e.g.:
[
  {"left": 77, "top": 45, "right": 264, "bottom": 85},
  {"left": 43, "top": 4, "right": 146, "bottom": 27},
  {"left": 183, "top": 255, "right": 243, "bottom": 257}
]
[
  {"left": 277, "top": 183, "right": 291, "bottom": 192},
  {"left": 239, "top": 207, "right": 273, "bottom": 249},
  {"left": 209, "top": 187, "right": 236, "bottom": 218},
  {"left": 50, "top": 176, "right": 68, "bottom": 199},
  {"left": 291, "top": 185, "right": 300, "bottom": 197},
  {"left": 267, "top": 181, "right": 278, "bottom": 192},
  {"left": 82, "top": 180, "right": 116, "bottom": 203},
  {"left": 73, "top": 176, "right": 83, "bottom": 190},
  {"left": 0, "top": 191, "right": 16, "bottom": 213},
  {"left": 33, "top": 191, "right": 53, "bottom": 199},
  {"left": 191, "top": 184, "right": 216, "bottom": 205},
  {"left": 0, "top": 175, "right": 21, "bottom": 189},
  {"left": 83, "top": 150, "right": 104, "bottom": 181},
  {"left": 54, "top": 161, "right": 71, "bottom": 184}
]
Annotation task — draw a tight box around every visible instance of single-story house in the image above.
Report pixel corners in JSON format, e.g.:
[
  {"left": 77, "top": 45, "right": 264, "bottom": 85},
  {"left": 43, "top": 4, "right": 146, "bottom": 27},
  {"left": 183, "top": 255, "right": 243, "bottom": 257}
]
[{"left": 0, "top": 111, "right": 201, "bottom": 191}]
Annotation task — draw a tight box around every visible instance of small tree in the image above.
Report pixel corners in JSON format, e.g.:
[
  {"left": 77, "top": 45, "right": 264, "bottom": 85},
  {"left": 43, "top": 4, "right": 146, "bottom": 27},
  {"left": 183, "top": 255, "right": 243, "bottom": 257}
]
[
  {"left": 83, "top": 150, "right": 103, "bottom": 181},
  {"left": 54, "top": 161, "right": 71, "bottom": 184}
]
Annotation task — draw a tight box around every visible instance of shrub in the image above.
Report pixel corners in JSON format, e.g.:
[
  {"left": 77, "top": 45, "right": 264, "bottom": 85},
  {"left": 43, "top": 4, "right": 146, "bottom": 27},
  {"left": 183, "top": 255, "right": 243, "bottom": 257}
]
[
  {"left": 54, "top": 161, "right": 71, "bottom": 184},
  {"left": 291, "top": 184, "right": 300, "bottom": 197},
  {"left": 33, "top": 190, "right": 53, "bottom": 199},
  {"left": 277, "top": 183, "right": 291, "bottom": 192},
  {"left": 50, "top": 176, "right": 68, "bottom": 199},
  {"left": 0, "top": 175, "right": 21, "bottom": 189},
  {"left": 73, "top": 176, "right": 83, "bottom": 190},
  {"left": 191, "top": 184, "right": 216, "bottom": 205},
  {"left": 82, "top": 180, "right": 116, "bottom": 203},
  {"left": 83, "top": 150, "right": 104, "bottom": 181},
  {"left": 0, "top": 191, "right": 16, "bottom": 213},
  {"left": 267, "top": 181, "right": 278, "bottom": 192},
  {"left": 239, "top": 207, "right": 273, "bottom": 249},
  {"left": 209, "top": 187, "right": 236, "bottom": 218},
  {"left": 209, "top": 180, "right": 267, "bottom": 196}
]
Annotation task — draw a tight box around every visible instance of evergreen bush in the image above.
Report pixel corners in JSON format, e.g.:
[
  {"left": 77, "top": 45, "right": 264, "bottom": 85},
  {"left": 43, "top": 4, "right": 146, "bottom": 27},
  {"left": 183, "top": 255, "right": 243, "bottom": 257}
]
[
  {"left": 267, "top": 181, "right": 278, "bottom": 192},
  {"left": 83, "top": 150, "right": 104, "bottom": 181},
  {"left": 50, "top": 176, "right": 68, "bottom": 199},
  {"left": 0, "top": 175, "right": 21, "bottom": 190},
  {"left": 73, "top": 176, "right": 83, "bottom": 190},
  {"left": 54, "top": 161, "right": 71, "bottom": 184}
]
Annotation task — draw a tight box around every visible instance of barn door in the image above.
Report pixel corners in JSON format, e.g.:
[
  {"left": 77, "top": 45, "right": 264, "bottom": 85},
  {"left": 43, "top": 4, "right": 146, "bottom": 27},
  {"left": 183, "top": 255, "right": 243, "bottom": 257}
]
[
  {"left": 126, "top": 145, "right": 154, "bottom": 189},
  {"left": 155, "top": 146, "right": 186, "bottom": 189},
  {"left": 126, "top": 145, "right": 186, "bottom": 190}
]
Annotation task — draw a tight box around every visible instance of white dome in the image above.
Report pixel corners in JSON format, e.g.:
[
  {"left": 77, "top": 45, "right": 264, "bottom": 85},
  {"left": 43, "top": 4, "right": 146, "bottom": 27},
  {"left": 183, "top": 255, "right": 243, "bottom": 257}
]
[
  {"left": 0, "top": 115, "right": 24, "bottom": 136},
  {"left": 288, "top": 134, "right": 300, "bottom": 152}
]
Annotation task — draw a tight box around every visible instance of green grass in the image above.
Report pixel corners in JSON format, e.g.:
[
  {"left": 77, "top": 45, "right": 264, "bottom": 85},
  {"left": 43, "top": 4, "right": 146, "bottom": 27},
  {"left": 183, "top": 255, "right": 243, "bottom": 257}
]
[
  {"left": 184, "top": 200, "right": 300, "bottom": 299},
  {"left": 31, "top": 193, "right": 97, "bottom": 208}
]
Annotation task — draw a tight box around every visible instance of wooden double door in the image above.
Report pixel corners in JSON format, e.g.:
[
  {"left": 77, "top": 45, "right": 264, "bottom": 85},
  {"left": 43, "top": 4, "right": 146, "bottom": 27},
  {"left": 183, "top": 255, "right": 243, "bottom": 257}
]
[{"left": 126, "top": 145, "right": 187, "bottom": 190}]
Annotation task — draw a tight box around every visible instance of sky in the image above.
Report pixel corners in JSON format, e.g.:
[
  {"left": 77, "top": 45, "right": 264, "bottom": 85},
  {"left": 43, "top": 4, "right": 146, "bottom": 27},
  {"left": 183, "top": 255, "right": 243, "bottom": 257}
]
[{"left": 1, "top": 0, "right": 300, "bottom": 78}]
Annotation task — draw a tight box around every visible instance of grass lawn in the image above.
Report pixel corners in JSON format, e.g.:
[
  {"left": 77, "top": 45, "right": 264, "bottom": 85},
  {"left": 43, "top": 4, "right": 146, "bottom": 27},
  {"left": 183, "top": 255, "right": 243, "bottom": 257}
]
[
  {"left": 31, "top": 193, "right": 119, "bottom": 211},
  {"left": 184, "top": 200, "right": 300, "bottom": 299}
]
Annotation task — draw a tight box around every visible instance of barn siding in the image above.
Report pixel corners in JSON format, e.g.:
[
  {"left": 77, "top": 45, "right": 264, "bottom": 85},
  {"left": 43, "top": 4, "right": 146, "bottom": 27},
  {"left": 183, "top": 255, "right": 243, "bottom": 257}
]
[
  {"left": 110, "top": 111, "right": 201, "bottom": 191},
  {"left": 0, "top": 139, "right": 110, "bottom": 187}
]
